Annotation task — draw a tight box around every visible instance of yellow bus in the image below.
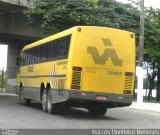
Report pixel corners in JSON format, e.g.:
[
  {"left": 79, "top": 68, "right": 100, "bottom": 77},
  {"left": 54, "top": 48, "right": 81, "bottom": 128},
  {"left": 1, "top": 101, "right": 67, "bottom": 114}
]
[{"left": 16, "top": 26, "right": 135, "bottom": 115}]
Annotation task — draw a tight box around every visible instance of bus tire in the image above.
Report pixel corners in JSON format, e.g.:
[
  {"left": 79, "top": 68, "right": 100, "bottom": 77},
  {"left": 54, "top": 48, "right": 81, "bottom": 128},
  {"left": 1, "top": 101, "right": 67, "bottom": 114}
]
[
  {"left": 87, "top": 105, "right": 107, "bottom": 116},
  {"left": 42, "top": 89, "right": 48, "bottom": 112},
  {"left": 19, "top": 87, "right": 31, "bottom": 105},
  {"left": 47, "top": 91, "right": 60, "bottom": 114}
]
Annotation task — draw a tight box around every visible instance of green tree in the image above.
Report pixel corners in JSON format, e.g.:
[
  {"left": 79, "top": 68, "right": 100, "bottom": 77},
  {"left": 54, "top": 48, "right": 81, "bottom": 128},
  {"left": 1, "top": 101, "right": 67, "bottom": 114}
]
[
  {"left": 144, "top": 7, "right": 160, "bottom": 101},
  {"left": 143, "top": 62, "right": 157, "bottom": 100},
  {"left": 0, "top": 69, "right": 6, "bottom": 92},
  {"left": 25, "top": 0, "right": 139, "bottom": 35},
  {"left": 25, "top": 0, "right": 99, "bottom": 33}
]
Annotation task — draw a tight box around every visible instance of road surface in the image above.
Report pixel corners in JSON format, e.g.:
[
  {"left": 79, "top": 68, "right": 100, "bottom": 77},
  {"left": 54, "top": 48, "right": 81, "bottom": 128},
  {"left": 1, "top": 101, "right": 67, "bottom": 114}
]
[{"left": 0, "top": 94, "right": 160, "bottom": 129}]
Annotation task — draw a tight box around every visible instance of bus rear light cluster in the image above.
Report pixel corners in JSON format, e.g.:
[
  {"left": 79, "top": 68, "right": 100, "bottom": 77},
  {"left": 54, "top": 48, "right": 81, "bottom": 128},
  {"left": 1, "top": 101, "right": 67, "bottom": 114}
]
[
  {"left": 123, "top": 90, "right": 132, "bottom": 95},
  {"left": 71, "top": 67, "right": 82, "bottom": 90},
  {"left": 72, "top": 66, "right": 82, "bottom": 71},
  {"left": 71, "top": 85, "right": 80, "bottom": 89}
]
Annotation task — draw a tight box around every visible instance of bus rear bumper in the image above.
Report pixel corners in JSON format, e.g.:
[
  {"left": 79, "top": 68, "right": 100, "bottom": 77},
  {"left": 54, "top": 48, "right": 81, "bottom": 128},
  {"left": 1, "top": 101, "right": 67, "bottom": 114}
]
[
  {"left": 50, "top": 90, "right": 133, "bottom": 108},
  {"left": 66, "top": 90, "right": 132, "bottom": 108}
]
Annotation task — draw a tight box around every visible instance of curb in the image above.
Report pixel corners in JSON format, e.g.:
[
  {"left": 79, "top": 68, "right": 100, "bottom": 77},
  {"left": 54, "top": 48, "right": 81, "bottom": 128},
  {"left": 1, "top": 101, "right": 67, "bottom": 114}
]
[{"left": 129, "top": 102, "right": 160, "bottom": 112}]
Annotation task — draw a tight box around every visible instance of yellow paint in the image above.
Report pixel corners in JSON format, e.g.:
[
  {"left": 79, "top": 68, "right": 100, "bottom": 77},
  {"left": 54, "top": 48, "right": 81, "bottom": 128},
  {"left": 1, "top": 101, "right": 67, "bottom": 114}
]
[{"left": 16, "top": 26, "right": 135, "bottom": 95}]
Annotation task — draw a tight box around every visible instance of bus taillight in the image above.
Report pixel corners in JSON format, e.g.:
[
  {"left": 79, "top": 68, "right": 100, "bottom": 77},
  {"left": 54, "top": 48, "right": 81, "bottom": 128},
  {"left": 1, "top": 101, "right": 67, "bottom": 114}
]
[
  {"left": 123, "top": 90, "right": 132, "bottom": 95},
  {"left": 73, "top": 66, "right": 82, "bottom": 71},
  {"left": 71, "top": 66, "right": 82, "bottom": 90}
]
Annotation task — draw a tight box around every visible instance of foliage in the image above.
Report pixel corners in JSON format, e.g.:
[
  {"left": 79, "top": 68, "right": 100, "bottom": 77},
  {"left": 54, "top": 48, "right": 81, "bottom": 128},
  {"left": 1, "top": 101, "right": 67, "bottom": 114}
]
[
  {"left": 0, "top": 69, "right": 6, "bottom": 89},
  {"left": 143, "top": 62, "right": 157, "bottom": 100},
  {"left": 25, "top": 0, "right": 139, "bottom": 36},
  {"left": 144, "top": 7, "right": 160, "bottom": 101},
  {"left": 25, "top": 0, "right": 99, "bottom": 33},
  {"left": 25, "top": 0, "right": 160, "bottom": 100}
]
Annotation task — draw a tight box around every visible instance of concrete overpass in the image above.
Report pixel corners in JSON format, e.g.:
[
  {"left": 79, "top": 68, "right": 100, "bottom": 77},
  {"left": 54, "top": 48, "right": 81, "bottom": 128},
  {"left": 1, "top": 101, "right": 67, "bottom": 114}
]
[{"left": 0, "top": 0, "right": 44, "bottom": 92}]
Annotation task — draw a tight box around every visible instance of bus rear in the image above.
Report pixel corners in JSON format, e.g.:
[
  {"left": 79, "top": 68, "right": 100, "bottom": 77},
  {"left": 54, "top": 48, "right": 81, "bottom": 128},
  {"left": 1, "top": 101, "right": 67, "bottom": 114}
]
[{"left": 67, "top": 26, "right": 135, "bottom": 111}]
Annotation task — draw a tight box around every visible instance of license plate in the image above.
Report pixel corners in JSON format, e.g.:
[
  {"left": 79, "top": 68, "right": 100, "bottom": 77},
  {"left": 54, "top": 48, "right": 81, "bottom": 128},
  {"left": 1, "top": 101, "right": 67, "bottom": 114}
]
[{"left": 96, "top": 96, "right": 107, "bottom": 101}]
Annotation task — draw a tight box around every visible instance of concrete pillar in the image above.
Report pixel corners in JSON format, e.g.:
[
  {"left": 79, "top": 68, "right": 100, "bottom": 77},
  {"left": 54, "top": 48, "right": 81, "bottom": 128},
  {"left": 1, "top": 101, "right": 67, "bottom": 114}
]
[
  {"left": 136, "top": 67, "right": 144, "bottom": 104},
  {"left": 6, "top": 44, "right": 23, "bottom": 93}
]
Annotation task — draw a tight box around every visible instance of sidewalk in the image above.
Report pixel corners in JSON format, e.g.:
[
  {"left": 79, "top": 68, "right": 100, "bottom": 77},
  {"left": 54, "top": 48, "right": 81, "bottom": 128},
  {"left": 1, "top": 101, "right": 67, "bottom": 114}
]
[
  {"left": 129, "top": 101, "right": 160, "bottom": 112},
  {"left": 0, "top": 93, "right": 17, "bottom": 96}
]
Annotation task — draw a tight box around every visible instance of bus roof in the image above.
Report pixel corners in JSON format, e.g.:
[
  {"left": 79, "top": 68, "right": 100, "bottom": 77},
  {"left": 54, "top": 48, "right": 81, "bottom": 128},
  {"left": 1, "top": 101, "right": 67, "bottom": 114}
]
[
  {"left": 22, "top": 27, "right": 75, "bottom": 51},
  {"left": 22, "top": 26, "right": 134, "bottom": 51}
]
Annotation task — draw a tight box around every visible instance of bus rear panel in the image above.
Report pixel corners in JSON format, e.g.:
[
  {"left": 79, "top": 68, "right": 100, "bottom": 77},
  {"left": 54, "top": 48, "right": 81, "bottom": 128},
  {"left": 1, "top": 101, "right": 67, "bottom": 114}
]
[{"left": 67, "top": 27, "right": 135, "bottom": 108}]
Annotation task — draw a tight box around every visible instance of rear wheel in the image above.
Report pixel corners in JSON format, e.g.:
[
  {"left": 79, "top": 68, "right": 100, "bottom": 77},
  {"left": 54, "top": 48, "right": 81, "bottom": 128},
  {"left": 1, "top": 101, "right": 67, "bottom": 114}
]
[
  {"left": 42, "top": 89, "right": 48, "bottom": 112},
  {"left": 87, "top": 104, "right": 107, "bottom": 116},
  {"left": 47, "top": 91, "right": 60, "bottom": 114},
  {"left": 19, "top": 87, "right": 31, "bottom": 105}
]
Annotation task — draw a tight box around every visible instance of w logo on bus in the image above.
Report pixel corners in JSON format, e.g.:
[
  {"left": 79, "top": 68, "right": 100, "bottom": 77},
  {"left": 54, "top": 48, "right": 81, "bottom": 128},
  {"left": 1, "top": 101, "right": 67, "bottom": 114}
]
[{"left": 87, "top": 39, "right": 123, "bottom": 67}]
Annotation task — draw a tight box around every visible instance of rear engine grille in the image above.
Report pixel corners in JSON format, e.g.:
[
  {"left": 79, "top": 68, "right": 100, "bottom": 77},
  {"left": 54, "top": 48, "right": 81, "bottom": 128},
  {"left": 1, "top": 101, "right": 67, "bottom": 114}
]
[
  {"left": 71, "top": 70, "right": 82, "bottom": 89},
  {"left": 58, "top": 79, "right": 65, "bottom": 90},
  {"left": 124, "top": 72, "right": 134, "bottom": 90}
]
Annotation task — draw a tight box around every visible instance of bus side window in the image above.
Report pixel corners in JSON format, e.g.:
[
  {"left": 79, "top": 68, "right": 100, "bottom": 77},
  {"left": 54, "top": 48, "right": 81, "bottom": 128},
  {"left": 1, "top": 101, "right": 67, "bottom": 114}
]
[
  {"left": 41, "top": 45, "right": 46, "bottom": 61},
  {"left": 45, "top": 43, "right": 50, "bottom": 60},
  {"left": 32, "top": 47, "right": 36, "bottom": 63},
  {"left": 23, "top": 51, "right": 26, "bottom": 65},
  {"left": 31, "top": 48, "right": 34, "bottom": 64},
  {"left": 50, "top": 40, "right": 57, "bottom": 59},
  {"left": 37, "top": 46, "right": 40, "bottom": 62},
  {"left": 48, "top": 42, "right": 52, "bottom": 60},
  {"left": 21, "top": 52, "right": 24, "bottom": 66},
  {"left": 28, "top": 49, "right": 31, "bottom": 64},
  {"left": 32, "top": 48, "right": 35, "bottom": 64},
  {"left": 25, "top": 50, "right": 29, "bottom": 65},
  {"left": 64, "top": 36, "right": 71, "bottom": 56},
  {"left": 29, "top": 48, "right": 33, "bottom": 64},
  {"left": 21, "top": 34, "right": 71, "bottom": 65},
  {"left": 56, "top": 39, "right": 61, "bottom": 58},
  {"left": 41, "top": 44, "right": 46, "bottom": 61},
  {"left": 34, "top": 46, "right": 38, "bottom": 63},
  {"left": 23, "top": 52, "right": 27, "bottom": 66},
  {"left": 60, "top": 37, "right": 67, "bottom": 57},
  {"left": 38, "top": 45, "right": 43, "bottom": 62}
]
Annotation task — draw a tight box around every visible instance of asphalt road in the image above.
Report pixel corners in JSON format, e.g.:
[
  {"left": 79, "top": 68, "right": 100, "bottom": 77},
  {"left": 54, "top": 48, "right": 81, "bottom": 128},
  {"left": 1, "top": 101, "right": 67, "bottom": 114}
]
[{"left": 0, "top": 94, "right": 160, "bottom": 129}]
